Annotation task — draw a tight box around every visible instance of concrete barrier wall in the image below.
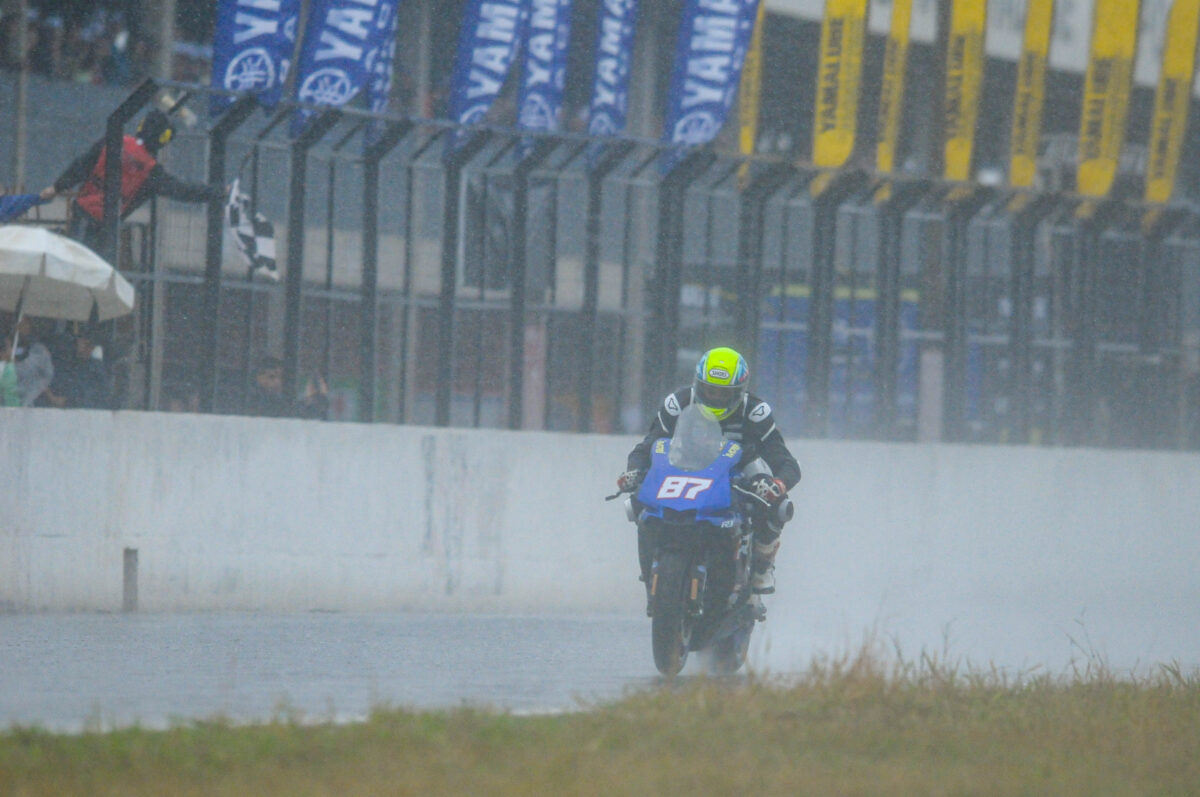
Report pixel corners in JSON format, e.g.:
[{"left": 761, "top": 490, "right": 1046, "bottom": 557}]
[
  {"left": 1, "top": 409, "right": 640, "bottom": 613},
  {"left": 4, "top": 408, "right": 1200, "bottom": 668}
]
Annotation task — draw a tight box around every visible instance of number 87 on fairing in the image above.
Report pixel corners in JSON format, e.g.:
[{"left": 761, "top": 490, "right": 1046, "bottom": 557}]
[{"left": 656, "top": 476, "right": 713, "bottom": 500}]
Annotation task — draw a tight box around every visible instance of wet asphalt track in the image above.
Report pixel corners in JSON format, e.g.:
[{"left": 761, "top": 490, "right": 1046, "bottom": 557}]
[
  {"left": 0, "top": 612, "right": 676, "bottom": 732},
  {"left": 5, "top": 585, "right": 1200, "bottom": 732}
]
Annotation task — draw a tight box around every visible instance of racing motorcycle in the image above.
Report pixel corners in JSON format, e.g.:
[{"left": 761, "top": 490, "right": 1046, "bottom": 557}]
[{"left": 610, "top": 404, "right": 793, "bottom": 676}]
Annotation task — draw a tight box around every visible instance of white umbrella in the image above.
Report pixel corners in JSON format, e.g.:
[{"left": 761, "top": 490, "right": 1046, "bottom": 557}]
[{"left": 0, "top": 224, "right": 135, "bottom": 323}]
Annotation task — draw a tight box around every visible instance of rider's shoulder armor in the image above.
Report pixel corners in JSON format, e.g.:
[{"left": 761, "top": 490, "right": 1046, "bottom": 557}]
[
  {"left": 656, "top": 388, "right": 692, "bottom": 433},
  {"left": 743, "top": 394, "right": 773, "bottom": 427},
  {"left": 723, "top": 393, "right": 778, "bottom": 443},
  {"left": 662, "top": 387, "right": 691, "bottom": 417}
]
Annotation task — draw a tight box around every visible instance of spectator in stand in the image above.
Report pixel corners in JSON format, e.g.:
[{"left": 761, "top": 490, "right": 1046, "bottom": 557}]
[
  {"left": 9, "top": 316, "right": 54, "bottom": 406},
  {"left": 28, "top": 11, "right": 59, "bottom": 76},
  {"left": 0, "top": 335, "right": 20, "bottom": 407},
  {"left": 164, "top": 380, "right": 200, "bottom": 413},
  {"left": 244, "top": 358, "right": 330, "bottom": 419},
  {"left": 299, "top": 373, "right": 330, "bottom": 420},
  {"left": 42, "top": 324, "right": 111, "bottom": 409},
  {"left": 99, "top": 20, "right": 130, "bottom": 85},
  {"left": 246, "top": 356, "right": 287, "bottom": 418},
  {"left": 51, "top": 108, "right": 223, "bottom": 251}
]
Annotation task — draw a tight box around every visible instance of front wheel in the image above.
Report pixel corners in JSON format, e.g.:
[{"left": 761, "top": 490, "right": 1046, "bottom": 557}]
[{"left": 650, "top": 551, "right": 691, "bottom": 676}]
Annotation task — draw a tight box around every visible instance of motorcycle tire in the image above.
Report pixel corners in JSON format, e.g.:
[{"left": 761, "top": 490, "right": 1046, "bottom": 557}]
[{"left": 650, "top": 551, "right": 691, "bottom": 676}]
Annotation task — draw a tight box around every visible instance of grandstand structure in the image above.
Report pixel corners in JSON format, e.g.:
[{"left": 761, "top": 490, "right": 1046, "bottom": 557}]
[{"left": 2, "top": 1, "right": 1199, "bottom": 450}]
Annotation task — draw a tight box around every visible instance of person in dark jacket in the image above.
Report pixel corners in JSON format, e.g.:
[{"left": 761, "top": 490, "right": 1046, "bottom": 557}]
[
  {"left": 50, "top": 108, "right": 222, "bottom": 250},
  {"left": 617, "top": 347, "right": 801, "bottom": 597},
  {"left": 42, "top": 325, "right": 112, "bottom": 410},
  {"left": 246, "top": 356, "right": 288, "bottom": 418}
]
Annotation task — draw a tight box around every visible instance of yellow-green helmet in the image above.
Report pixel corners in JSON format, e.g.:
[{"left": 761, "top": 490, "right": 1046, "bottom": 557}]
[{"left": 693, "top": 347, "right": 749, "bottom": 420}]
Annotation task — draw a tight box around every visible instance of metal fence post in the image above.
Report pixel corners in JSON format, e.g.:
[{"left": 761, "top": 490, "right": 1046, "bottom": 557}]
[
  {"left": 1069, "top": 200, "right": 1117, "bottom": 446},
  {"left": 942, "top": 187, "right": 992, "bottom": 442},
  {"left": 647, "top": 150, "right": 716, "bottom": 404},
  {"left": 1136, "top": 207, "right": 1186, "bottom": 447},
  {"left": 579, "top": 141, "right": 636, "bottom": 432},
  {"left": 101, "top": 79, "right": 158, "bottom": 266},
  {"left": 282, "top": 109, "right": 342, "bottom": 410},
  {"left": 437, "top": 132, "right": 490, "bottom": 427},
  {"left": 508, "top": 140, "right": 557, "bottom": 430},
  {"left": 1007, "top": 192, "right": 1057, "bottom": 444},
  {"left": 735, "top": 165, "right": 795, "bottom": 363},
  {"left": 198, "top": 95, "right": 257, "bottom": 413},
  {"left": 805, "top": 171, "right": 866, "bottom": 437},
  {"left": 873, "top": 180, "right": 928, "bottom": 439},
  {"left": 359, "top": 121, "right": 412, "bottom": 423}
]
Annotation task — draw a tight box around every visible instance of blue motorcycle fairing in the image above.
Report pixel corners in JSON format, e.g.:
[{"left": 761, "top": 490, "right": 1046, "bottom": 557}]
[{"left": 637, "top": 437, "right": 744, "bottom": 527}]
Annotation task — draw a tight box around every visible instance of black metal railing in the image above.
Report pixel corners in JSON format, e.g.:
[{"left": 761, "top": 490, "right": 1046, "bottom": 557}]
[{"left": 84, "top": 79, "right": 1200, "bottom": 451}]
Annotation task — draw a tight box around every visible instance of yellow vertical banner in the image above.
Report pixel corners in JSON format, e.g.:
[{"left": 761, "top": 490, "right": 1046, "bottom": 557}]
[
  {"left": 812, "top": 0, "right": 869, "bottom": 169},
  {"left": 876, "top": 0, "right": 913, "bottom": 175},
  {"left": 1145, "top": 0, "right": 1200, "bottom": 204},
  {"left": 738, "top": 1, "right": 767, "bottom": 185},
  {"left": 942, "top": 0, "right": 987, "bottom": 182},
  {"left": 1009, "top": 0, "right": 1054, "bottom": 188},
  {"left": 1076, "top": 0, "right": 1140, "bottom": 197}
]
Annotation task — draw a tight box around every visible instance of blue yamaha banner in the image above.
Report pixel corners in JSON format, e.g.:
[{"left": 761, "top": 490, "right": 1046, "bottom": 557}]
[
  {"left": 364, "top": 0, "right": 402, "bottom": 146},
  {"left": 210, "top": 0, "right": 301, "bottom": 115},
  {"left": 447, "top": 0, "right": 528, "bottom": 154},
  {"left": 661, "top": 0, "right": 760, "bottom": 173},
  {"left": 516, "top": 0, "right": 573, "bottom": 157},
  {"left": 587, "top": 0, "right": 638, "bottom": 139},
  {"left": 291, "top": 0, "right": 400, "bottom": 137}
]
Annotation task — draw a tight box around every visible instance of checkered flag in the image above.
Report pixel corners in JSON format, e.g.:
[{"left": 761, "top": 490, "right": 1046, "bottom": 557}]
[{"left": 225, "top": 178, "right": 279, "bottom": 280}]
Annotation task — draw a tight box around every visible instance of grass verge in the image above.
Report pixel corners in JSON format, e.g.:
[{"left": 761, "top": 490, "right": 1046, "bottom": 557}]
[{"left": 2, "top": 645, "right": 1198, "bottom": 796}]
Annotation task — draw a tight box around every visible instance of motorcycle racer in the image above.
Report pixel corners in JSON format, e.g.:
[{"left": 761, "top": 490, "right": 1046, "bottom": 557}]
[{"left": 617, "top": 347, "right": 801, "bottom": 595}]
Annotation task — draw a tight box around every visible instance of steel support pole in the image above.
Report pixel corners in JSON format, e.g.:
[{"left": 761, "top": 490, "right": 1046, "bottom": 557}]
[
  {"left": 507, "top": 140, "right": 556, "bottom": 430},
  {"left": 322, "top": 121, "right": 367, "bottom": 401},
  {"left": 102, "top": 80, "right": 158, "bottom": 266},
  {"left": 734, "top": 165, "right": 795, "bottom": 361},
  {"left": 942, "top": 188, "right": 991, "bottom": 442},
  {"left": 436, "top": 132, "right": 490, "bottom": 427},
  {"left": 805, "top": 172, "right": 865, "bottom": 437},
  {"left": 198, "top": 96, "right": 257, "bottom": 413},
  {"left": 282, "top": 109, "right": 342, "bottom": 410},
  {"left": 10, "top": 0, "right": 28, "bottom": 191},
  {"left": 647, "top": 151, "right": 716, "bottom": 405},
  {"left": 579, "top": 141, "right": 636, "bottom": 432},
  {"left": 359, "top": 121, "right": 412, "bottom": 422},
  {"left": 1068, "top": 201, "right": 1119, "bottom": 446},
  {"left": 1136, "top": 208, "right": 1185, "bottom": 447},
  {"left": 1006, "top": 192, "right": 1057, "bottom": 444},
  {"left": 872, "top": 180, "right": 928, "bottom": 439}
]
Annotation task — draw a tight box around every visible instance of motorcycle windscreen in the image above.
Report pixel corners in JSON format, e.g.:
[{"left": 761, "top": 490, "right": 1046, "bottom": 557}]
[{"left": 668, "top": 404, "right": 726, "bottom": 471}]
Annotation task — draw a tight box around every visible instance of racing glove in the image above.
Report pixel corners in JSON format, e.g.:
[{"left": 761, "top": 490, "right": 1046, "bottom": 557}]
[
  {"left": 616, "top": 469, "right": 645, "bottom": 493},
  {"left": 735, "top": 474, "right": 788, "bottom": 507}
]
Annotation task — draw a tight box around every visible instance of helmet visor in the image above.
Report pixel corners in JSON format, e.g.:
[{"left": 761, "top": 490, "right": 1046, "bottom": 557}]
[{"left": 694, "top": 379, "right": 742, "bottom": 411}]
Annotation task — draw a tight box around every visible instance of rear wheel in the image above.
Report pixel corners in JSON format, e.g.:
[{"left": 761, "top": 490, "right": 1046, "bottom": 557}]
[{"left": 650, "top": 551, "right": 691, "bottom": 676}]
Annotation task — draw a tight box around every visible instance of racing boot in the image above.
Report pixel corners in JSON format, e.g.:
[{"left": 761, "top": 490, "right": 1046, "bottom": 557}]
[{"left": 750, "top": 538, "right": 780, "bottom": 595}]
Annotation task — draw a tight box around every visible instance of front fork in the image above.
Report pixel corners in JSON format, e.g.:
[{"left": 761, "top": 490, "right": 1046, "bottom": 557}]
[
  {"left": 640, "top": 522, "right": 750, "bottom": 619},
  {"left": 649, "top": 554, "right": 707, "bottom": 618}
]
